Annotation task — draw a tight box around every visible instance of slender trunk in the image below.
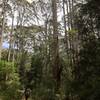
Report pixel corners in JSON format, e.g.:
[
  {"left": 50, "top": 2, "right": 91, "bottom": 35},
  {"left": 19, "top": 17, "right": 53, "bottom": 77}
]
[
  {"left": 0, "top": 0, "right": 7, "bottom": 60},
  {"left": 63, "top": 0, "right": 70, "bottom": 53},
  {"left": 63, "top": 0, "right": 68, "bottom": 46},
  {"left": 12, "top": 41, "right": 15, "bottom": 62},
  {"left": 51, "top": 0, "right": 61, "bottom": 91},
  {"left": 66, "top": 0, "right": 70, "bottom": 30},
  {"left": 8, "top": 13, "right": 14, "bottom": 61},
  {"left": 44, "top": 19, "right": 48, "bottom": 76},
  {"left": 68, "top": 0, "right": 73, "bottom": 29}
]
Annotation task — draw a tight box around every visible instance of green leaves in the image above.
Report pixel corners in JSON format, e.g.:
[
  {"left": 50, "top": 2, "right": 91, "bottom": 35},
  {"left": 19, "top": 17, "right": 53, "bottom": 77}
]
[
  {"left": 73, "top": 36, "right": 100, "bottom": 100},
  {"left": 0, "top": 60, "right": 21, "bottom": 100}
]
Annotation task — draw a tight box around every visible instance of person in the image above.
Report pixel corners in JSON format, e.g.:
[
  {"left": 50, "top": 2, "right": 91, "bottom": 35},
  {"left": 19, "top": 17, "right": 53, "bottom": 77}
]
[{"left": 24, "top": 88, "right": 31, "bottom": 100}]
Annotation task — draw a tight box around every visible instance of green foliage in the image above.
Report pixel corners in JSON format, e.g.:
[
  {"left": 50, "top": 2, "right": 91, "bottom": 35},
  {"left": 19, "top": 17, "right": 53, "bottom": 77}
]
[
  {"left": 68, "top": 29, "right": 78, "bottom": 36},
  {"left": 26, "top": 54, "right": 56, "bottom": 100},
  {"left": 0, "top": 61, "right": 21, "bottom": 100},
  {"left": 29, "top": 54, "right": 43, "bottom": 88},
  {"left": 1, "top": 49, "right": 8, "bottom": 61},
  {"left": 73, "top": 36, "right": 100, "bottom": 100}
]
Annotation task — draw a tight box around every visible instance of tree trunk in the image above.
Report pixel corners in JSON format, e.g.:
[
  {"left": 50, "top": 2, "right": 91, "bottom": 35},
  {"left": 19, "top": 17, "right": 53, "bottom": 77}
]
[
  {"left": 51, "top": 0, "right": 61, "bottom": 92},
  {"left": 8, "top": 12, "right": 14, "bottom": 62},
  {"left": 0, "top": 0, "right": 7, "bottom": 60}
]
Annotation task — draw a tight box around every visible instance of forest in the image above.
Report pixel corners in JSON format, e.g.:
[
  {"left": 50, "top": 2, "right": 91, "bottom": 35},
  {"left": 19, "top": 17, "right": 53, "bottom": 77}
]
[{"left": 0, "top": 0, "right": 100, "bottom": 100}]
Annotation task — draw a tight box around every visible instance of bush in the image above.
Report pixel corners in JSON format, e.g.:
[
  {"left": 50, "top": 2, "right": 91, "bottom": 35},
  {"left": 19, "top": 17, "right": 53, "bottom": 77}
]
[{"left": 0, "top": 60, "right": 21, "bottom": 100}]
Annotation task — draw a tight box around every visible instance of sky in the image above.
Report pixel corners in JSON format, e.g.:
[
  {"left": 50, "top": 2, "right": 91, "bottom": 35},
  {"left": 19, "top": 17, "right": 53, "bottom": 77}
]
[
  {"left": 26, "top": 0, "right": 34, "bottom": 3},
  {"left": 3, "top": 41, "right": 9, "bottom": 48}
]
